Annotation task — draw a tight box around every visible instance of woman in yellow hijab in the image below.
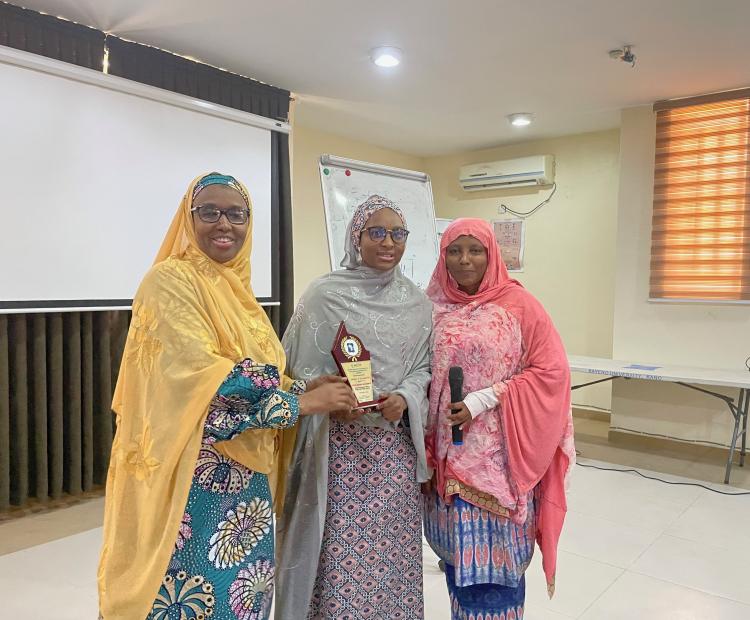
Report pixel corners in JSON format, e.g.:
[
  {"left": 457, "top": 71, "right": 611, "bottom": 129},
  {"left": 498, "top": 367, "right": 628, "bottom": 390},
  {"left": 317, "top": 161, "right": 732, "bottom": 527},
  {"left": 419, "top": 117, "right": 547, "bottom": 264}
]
[{"left": 97, "top": 173, "right": 356, "bottom": 620}]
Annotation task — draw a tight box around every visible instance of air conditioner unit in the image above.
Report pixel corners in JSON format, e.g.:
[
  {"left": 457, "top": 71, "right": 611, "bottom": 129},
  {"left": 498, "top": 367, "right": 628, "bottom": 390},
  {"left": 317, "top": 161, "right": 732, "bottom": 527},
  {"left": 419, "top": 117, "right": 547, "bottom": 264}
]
[{"left": 459, "top": 155, "right": 554, "bottom": 191}]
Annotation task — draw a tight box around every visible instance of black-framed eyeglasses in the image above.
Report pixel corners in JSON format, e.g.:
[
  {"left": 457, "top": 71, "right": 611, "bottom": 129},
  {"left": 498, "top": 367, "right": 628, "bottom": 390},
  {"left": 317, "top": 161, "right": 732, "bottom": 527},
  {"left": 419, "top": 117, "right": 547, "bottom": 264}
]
[
  {"left": 191, "top": 205, "right": 250, "bottom": 225},
  {"left": 362, "top": 226, "right": 410, "bottom": 244}
]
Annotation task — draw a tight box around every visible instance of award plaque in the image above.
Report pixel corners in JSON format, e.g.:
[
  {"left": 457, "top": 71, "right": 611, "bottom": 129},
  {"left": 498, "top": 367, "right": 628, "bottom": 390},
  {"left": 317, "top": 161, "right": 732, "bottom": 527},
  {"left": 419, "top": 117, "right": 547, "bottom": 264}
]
[{"left": 331, "top": 321, "right": 382, "bottom": 411}]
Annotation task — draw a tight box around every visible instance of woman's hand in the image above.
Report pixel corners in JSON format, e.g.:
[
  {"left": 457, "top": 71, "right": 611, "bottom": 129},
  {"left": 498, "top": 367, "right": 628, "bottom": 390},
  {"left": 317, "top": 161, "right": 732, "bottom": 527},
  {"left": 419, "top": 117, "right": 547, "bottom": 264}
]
[
  {"left": 446, "top": 401, "right": 472, "bottom": 430},
  {"left": 377, "top": 393, "right": 407, "bottom": 422},
  {"left": 298, "top": 378, "right": 357, "bottom": 416},
  {"left": 421, "top": 472, "right": 436, "bottom": 496}
]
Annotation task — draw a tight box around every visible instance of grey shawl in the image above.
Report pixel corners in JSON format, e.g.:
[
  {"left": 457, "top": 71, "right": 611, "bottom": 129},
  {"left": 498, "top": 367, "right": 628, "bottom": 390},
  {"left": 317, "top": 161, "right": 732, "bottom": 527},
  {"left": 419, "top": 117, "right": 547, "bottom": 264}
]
[{"left": 275, "top": 218, "right": 432, "bottom": 620}]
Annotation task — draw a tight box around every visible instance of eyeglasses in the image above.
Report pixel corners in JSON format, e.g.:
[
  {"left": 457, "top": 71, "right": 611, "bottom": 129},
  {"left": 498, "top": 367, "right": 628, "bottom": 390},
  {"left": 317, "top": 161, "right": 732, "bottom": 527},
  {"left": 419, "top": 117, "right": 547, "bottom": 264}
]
[
  {"left": 191, "top": 205, "right": 250, "bottom": 225},
  {"left": 362, "top": 226, "right": 410, "bottom": 244}
]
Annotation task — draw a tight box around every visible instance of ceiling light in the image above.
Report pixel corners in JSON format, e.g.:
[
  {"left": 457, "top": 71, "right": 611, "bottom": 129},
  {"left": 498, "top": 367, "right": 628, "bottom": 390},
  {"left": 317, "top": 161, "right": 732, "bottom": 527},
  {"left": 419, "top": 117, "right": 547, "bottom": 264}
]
[
  {"left": 507, "top": 113, "right": 533, "bottom": 127},
  {"left": 371, "top": 47, "right": 402, "bottom": 68}
]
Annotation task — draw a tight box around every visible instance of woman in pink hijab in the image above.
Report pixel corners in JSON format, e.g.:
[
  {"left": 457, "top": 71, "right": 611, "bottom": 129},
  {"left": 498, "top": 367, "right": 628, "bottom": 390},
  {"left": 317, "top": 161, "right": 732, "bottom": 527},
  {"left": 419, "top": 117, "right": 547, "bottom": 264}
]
[{"left": 423, "top": 218, "right": 575, "bottom": 619}]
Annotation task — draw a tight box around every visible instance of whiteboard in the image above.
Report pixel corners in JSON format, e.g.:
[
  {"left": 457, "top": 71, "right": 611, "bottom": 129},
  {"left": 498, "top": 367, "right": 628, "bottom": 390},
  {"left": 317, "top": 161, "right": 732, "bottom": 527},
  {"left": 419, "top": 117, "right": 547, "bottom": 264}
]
[
  {"left": 435, "top": 218, "right": 454, "bottom": 246},
  {"left": 0, "top": 47, "right": 285, "bottom": 312},
  {"left": 319, "top": 155, "right": 439, "bottom": 289}
]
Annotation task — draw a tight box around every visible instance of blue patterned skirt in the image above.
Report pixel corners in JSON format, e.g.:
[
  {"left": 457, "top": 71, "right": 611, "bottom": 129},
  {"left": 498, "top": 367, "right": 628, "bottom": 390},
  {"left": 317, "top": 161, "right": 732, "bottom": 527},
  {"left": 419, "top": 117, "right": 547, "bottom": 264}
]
[
  {"left": 445, "top": 564, "right": 525, "bottom": 620},
  {"left": 423, "top": 491, "right": 535, "bottom": 620}
]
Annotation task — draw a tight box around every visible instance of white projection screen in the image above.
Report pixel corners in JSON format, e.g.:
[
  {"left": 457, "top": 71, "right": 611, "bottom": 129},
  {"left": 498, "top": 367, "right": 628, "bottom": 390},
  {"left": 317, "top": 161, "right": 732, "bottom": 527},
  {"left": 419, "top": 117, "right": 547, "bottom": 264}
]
[{"left": 0, "top": 47, "right": 286, "bottom": 312}]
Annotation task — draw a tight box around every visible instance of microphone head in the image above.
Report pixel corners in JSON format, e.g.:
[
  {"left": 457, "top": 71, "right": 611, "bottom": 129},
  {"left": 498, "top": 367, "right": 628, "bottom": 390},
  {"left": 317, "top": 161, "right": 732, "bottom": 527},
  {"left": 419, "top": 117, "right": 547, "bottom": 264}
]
[{"left": 449, "top": 366, "right": 463, "bottom": 382}]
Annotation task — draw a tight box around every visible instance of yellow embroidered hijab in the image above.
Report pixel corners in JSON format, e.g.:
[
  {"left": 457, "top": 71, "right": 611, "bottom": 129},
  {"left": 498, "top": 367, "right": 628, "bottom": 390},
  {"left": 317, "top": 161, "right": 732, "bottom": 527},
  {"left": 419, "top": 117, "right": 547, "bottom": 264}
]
[{"left": 98, "top": 173, "right": 292, "bottom": 619}]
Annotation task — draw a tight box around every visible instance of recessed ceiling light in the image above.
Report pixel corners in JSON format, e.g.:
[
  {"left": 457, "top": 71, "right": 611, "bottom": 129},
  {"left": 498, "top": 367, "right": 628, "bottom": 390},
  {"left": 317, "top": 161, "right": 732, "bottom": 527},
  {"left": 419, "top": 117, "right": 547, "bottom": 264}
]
[
  {"left": 371, "top": 47, "right": 402, "bottom": 68},
  {"left": 507, "top": 113, "right": 533, "bottom": 127}
]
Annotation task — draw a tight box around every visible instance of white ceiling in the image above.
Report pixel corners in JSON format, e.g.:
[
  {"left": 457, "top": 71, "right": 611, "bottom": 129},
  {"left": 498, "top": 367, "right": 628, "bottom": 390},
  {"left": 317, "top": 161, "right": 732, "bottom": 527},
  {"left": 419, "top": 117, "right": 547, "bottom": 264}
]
[{"left": 14, "top": 0, "right": 750, "bottom": 155}]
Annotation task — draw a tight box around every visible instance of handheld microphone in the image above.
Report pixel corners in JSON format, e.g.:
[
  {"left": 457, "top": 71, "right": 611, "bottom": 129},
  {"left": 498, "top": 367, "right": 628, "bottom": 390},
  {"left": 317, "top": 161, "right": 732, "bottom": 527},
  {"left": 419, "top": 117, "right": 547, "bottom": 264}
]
[{"left": 449, "top": 366, "right": 464, "bottom": 446}]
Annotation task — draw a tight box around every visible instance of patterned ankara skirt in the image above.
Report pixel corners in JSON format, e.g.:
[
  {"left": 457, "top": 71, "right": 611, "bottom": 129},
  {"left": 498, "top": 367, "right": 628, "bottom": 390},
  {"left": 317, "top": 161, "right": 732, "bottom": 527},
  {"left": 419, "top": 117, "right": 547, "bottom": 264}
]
[
  {"left": 424, "top": 492, "right": 535, "bottom": 620},
  {"left": 307, "top": 420, "right": 424, "bottom": 619},
  {"left": 446, "top": 564, "right": 525, "bottom": 620},
  {"left": 147, "top": 446, "right": 276, "bottom": 620}
]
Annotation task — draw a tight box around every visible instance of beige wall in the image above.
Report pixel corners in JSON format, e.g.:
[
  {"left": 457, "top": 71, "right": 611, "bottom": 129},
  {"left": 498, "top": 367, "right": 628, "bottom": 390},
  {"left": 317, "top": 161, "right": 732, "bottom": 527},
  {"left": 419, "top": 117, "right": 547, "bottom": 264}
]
[
  {"left": 611, "top": 106, "right": 750, "bottom": 446},
  {"left": 290, "top": 123, "right": 424, "bottom": 298},
  {"left": 423, "top": 130, "right": 621, "bottom": 411}
]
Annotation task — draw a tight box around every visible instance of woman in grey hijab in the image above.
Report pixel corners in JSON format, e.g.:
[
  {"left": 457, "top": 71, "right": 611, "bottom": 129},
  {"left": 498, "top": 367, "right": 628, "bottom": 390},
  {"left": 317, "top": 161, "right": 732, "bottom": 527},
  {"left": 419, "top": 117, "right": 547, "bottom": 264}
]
[{"left": 276, "top": 195, "right": 432, "bottom": 619}]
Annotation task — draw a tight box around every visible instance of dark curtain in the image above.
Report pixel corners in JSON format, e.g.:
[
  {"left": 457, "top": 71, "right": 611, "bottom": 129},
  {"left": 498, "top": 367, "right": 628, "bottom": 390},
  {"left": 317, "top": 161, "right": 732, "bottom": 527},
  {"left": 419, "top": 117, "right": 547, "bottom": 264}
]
[
  {"left": 0, "top": 2, "right": 104, "bottom": 68},
  {"left": 105, "top": 36, "right": 290, "bottom": 121},
  {"left": 1, "top": 6, "right": 293, "bottom": 513},
  {"left": 0, "top": 312, "right": 129, "bottom": 511},
  {"left": 272, "top": 131, "right": 295, "bottom": 330}
]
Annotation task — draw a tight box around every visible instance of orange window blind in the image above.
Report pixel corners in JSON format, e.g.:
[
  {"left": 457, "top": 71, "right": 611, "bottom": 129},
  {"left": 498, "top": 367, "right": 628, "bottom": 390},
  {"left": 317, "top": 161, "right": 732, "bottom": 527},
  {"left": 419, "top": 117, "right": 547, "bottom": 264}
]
[{"left": 650, "top": 93, "right": 750, "bottom": 301}]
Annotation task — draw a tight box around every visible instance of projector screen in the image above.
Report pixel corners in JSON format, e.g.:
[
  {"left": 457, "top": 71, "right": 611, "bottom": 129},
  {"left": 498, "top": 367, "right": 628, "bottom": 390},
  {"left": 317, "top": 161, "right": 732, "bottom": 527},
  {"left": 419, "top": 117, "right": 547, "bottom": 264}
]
[{"left": 0, "top": 47, "right": 286, "bottom": 312}]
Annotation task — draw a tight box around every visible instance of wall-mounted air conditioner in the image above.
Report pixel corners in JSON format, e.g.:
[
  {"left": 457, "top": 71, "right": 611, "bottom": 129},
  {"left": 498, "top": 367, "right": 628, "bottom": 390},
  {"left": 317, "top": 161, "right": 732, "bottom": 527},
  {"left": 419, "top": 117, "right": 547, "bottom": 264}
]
[{"left": 459, "top": 155, "right": 554, "bottom": 191}]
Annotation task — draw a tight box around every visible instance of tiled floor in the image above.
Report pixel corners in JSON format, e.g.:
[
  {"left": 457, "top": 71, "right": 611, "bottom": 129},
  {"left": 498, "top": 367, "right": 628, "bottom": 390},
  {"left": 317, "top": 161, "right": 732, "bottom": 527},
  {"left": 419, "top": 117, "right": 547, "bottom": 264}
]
[
  {"left": 3, "top": 411, "right": 750, "bottom": 619},
  {"left": 573, "top": 414, "right": 750, "bottom": 490},
  {"left": 2, "top": 459, "right": 750, "bottom": 619}
]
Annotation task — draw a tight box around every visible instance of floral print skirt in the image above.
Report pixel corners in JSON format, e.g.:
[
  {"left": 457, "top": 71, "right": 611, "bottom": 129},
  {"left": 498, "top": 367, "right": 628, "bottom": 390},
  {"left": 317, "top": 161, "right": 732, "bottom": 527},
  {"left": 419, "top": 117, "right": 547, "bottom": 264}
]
[{"left": 146, "top": 443, "right": 275, "bottom": 620}]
